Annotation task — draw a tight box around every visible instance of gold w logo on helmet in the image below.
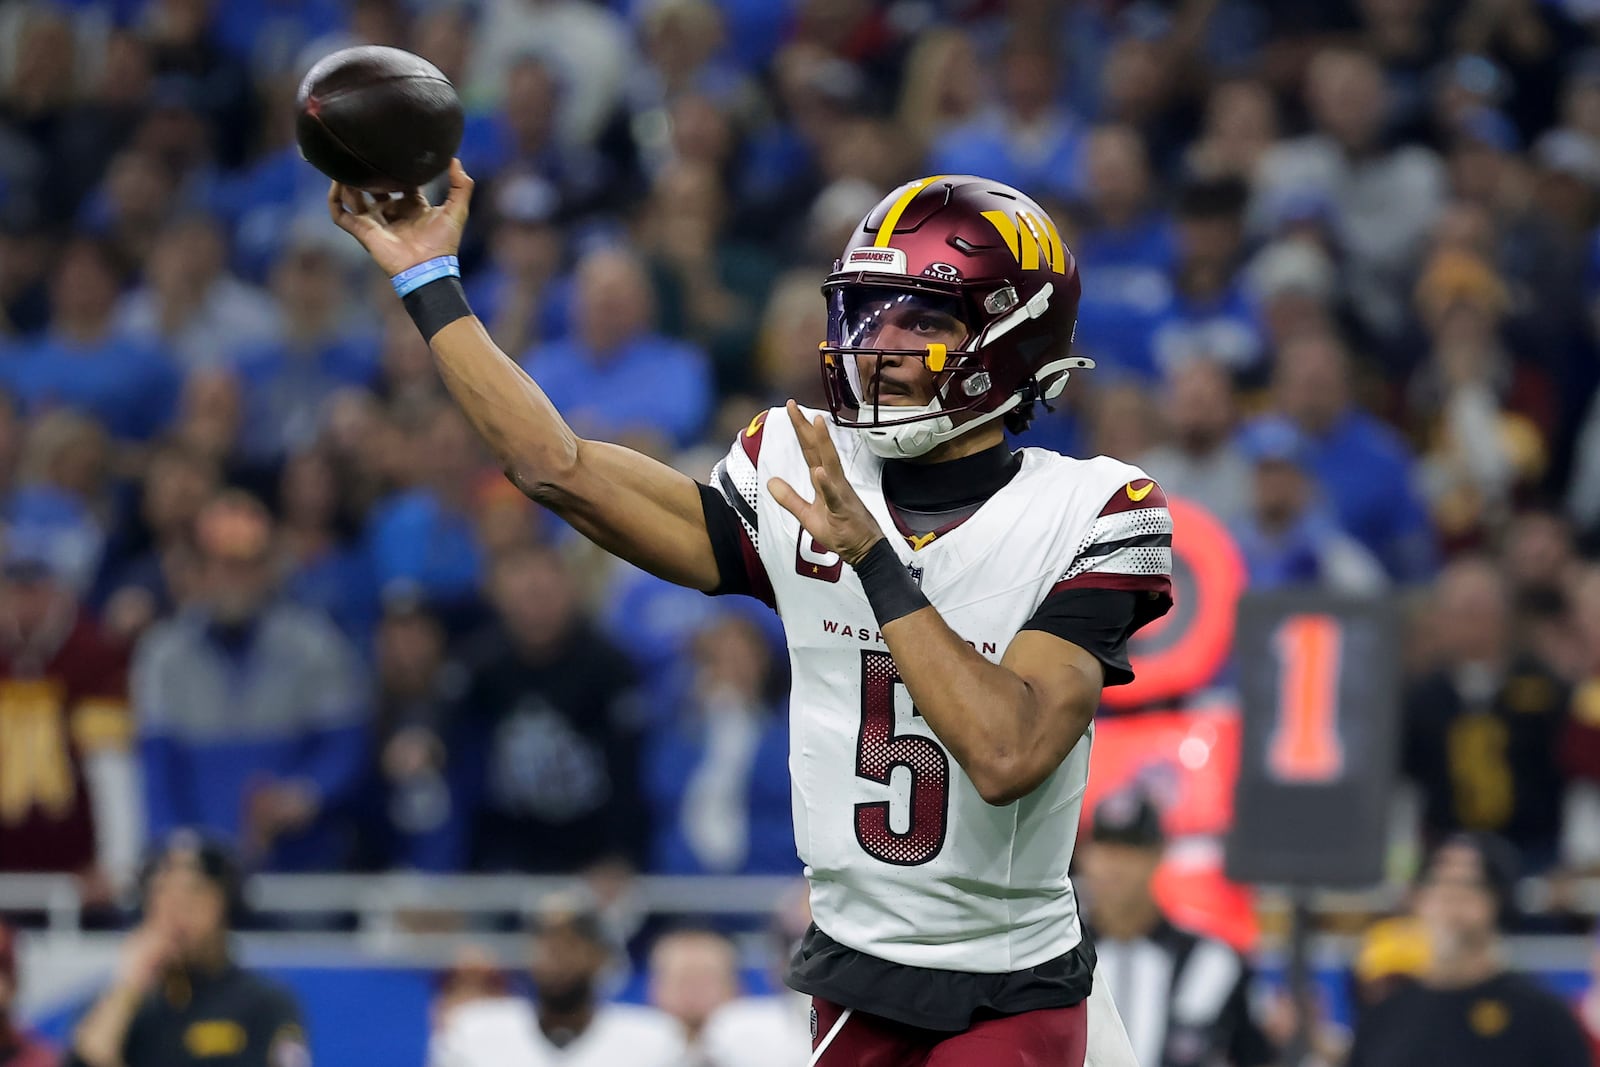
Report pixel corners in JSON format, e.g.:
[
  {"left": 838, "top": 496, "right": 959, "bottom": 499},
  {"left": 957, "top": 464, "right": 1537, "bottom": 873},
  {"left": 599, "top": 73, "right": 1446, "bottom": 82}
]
[{"left": 980, "top": 210, "right": 1067, "bottom": 274}]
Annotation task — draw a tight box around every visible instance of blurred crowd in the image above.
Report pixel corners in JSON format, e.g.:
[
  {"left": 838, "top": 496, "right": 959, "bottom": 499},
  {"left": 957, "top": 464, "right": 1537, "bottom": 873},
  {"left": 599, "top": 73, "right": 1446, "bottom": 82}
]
[{"left": 5, "top": 0, "right": 1600, "bottom": 991}]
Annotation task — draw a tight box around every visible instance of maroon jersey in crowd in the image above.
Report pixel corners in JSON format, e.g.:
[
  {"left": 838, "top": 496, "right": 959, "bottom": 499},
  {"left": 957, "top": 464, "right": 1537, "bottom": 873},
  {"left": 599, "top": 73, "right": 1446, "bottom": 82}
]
[{"left": 0, "top": 609, "right": 130, "bottom": 874}]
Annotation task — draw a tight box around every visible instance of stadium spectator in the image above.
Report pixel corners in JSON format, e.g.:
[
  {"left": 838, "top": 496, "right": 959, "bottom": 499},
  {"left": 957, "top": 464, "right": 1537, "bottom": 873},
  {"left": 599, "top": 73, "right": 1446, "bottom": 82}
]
[
  {"left": 1263, "top": 331, "right": 1437, "bottom": 581},
  {"left": 0, "top": 222, "right": 50, "bottom": 339},
  {"left": 0, "top": 527, "right": 137, "bottom": 909},
  {"left": 1078, "top": 791, "right": 1275, "bottom": 1067},
  {"left": 521, "top": 247, "right": 713, "bottom": 451},
  {"left": 647, "top": 928, "right": 740, "bottom": 1060},
  {"left": 926, "top": 38, "right": 1084, "bottom": 207},
  {"left": 168, "top": 368, "right": 243, "bottom": 474},
  {"left": 30, "top": 27, "right": 152, "bottom": 232},
  {"left": 1503, "top": 510, "right": 1580, "bottom": 597},
  {"left": 0, "top": 394, "right": 19, "bottom": 502},
  {"left": 134, "top": 493, "right": 368, "bottom": 871},
  {"left": 1403, "top": 556, "right": 1571, "bottom": 870},
  {"left": 1185, "top": 78, "right": 1280, "bottom": 183},
  {"left": 0, "top": 921, "right": 56, "bottom": 1067},
  {"left": 894, "top": 28, "right": 984, "bottom": 162},
  {"left": 427, "top": 900, "right": 684, "bottom": 1067},
  {"left": 1500, "top": 512, "right": 1588, "bottom": 683},
  {"left": 136, "top": 0, "right": 260, "bottom": 168},
  {"left": 1557, "top": 568, "right": 1600, "bottom": 861},
  {"left": 0, "top": 239, "right": 179, "bottom": 442},
  {"left": 278, "top": 448, "right": 379, "bottom": 652},
  {"left": 1138, "top": 360, "right": 1251, "bottom": 526},
  {"left": 700, "top": 884, "right": 814, "bottom": 1067},
  {"left": 1346, "top": 834, "right": 1589, "bottom": 1067},
  {"left": 97, "top": 441, "right": 219, "bottom": 640},
  {"left": 66, "top": 834, "right": 309, "bottom": 1067},
  {"left": 463, "top": 174, "right": 569, "bottom": 360},
  {"left": 1072, "top": 124, "right": 1174, "bottom": 379},
  {"left": 751, "top": 270, "right": 832, "bottom": 412},
  {"left": 1254, "top": 47, "right": 1447, "bottom": 342},
  {"left": 639, "top": 160, "right": 779, "bottom": 394},
  {"left": 643, "top": 611, "right": 795, "bottom": 876},
  {"left": 232, "top": 229, "right": 381, "bottom": 464},
  {"left": 1231, "top": 417, "right": 1388, "bottom": 594},
  {"left": 377, "top": 302, "right": 449, "bottom": 408},
  {"left": 1149, "top": 177, "right": 1263, "bottom": 381},
  {"left": 598, "top": 562, "right": 723, "bottom": 697},
  {"left": 365, "top": 404, "right": 487, "bottom": 623},
  {"left": 1413, "top": 249, "right": 1548, "bottom": 548},
  {"left": 6, "top": 410, "right": 114, "bottom": 596},
  {"left": 357, "top": 594, "right": 462, "bottom": 872},
  {"left": 467, "top": 0, "right": 634, "bottom": 149},
  {"left": 628, "top": 1, "right": 756, "bottom": 146},
  {"left": 469, "top": 466, "right": 545, "bottom": 563},
  {"left": 112, "top": 216, "right": 278, "bottom": 372},
  {"left": 458, "top": 545, "right": 648, "bottom": 874},
  {"left": 410, "top": 3, "right": 474, "bottom": 88},
  {"left": 80, "top": 149, "right": 174, "bottom": 272},
  {"left": 1243, "top": 238, "right": 1341, "bottom": 359}
]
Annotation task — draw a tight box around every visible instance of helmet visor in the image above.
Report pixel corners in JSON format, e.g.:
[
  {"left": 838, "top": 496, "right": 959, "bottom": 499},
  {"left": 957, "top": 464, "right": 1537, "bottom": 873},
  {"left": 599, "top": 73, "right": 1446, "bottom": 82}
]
[{"left": 825, "top": 286, "right": 972, "bottom": 410}]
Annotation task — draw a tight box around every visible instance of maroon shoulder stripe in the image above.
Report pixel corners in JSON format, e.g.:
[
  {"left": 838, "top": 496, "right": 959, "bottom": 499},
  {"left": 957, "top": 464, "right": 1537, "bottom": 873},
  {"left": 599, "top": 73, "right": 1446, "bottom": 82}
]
[{"left": 1050, "top": 572, "right": 1173, "bottom": 597}]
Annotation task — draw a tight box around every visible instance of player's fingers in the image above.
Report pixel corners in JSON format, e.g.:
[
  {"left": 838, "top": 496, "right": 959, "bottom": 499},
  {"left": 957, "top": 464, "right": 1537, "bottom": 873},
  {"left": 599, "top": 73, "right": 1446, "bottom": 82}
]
[
  {"left": 808, "top": 414, "right": 848, "bottom": 478},
  {"left": 327, "top": 181, "right": 379, "bottom": 238},
  {"left": 767, "top": 476, "right": 810, "bottom": 520},
  {"left": 812, "top": 465, "right": 847, "bottom": 511},
  {"left": 786, "top": 400, "right": 821, "bottom": 469},
  {"left": 442, "top": 159, "right": 475, "bottom": 227},
  {"left": 382, "top": 188, "right": 429, "bottom": 222}
]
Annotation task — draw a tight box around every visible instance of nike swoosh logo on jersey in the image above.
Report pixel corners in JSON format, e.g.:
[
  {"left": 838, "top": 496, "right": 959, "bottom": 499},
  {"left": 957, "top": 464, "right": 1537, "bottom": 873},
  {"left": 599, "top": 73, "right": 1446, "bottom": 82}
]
[
  {"left": 1125, "top": 480, "right": 1154, "bottom": 502},
  {"left": 746, "top": 412, "right": 767, "bottom": 437}
]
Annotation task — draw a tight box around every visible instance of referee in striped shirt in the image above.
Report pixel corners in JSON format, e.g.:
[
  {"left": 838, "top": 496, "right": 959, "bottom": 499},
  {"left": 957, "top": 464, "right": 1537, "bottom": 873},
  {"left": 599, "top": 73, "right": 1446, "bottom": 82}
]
[{"left": 1080, "top": 791, "right": 1275, "bottom": 1067}]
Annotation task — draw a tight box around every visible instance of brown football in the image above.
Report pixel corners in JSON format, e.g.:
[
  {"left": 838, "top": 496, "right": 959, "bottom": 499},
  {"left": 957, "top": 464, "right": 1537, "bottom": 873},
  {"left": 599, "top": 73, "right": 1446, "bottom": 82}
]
[{"left": 296, "top": 45, "right": 463, "bottom": 192}]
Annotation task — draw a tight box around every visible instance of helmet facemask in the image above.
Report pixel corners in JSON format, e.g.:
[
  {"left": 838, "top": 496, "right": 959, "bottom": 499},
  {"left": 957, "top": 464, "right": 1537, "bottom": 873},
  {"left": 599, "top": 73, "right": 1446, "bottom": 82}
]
[{"left": 821, "top": 281, "right": 993, "bottom": 458}]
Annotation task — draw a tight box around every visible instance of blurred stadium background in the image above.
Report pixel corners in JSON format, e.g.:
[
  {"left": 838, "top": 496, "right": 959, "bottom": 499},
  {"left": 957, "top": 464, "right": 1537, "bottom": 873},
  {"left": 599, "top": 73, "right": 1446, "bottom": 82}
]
[{"left": 6, "top": 0, "right": 1600, "bottom": 1063}]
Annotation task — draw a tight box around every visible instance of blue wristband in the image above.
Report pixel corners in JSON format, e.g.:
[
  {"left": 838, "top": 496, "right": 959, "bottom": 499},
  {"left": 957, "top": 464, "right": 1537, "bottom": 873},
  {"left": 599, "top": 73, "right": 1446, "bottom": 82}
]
[{"left": 392, "top": 255, "right": 460, "bottom": 297}]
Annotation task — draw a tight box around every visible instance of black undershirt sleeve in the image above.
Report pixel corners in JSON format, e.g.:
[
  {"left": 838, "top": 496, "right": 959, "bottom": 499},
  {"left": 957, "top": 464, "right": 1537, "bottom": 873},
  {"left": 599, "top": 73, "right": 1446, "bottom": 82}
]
[
  {"left": 698, "top": 480, "right": 754, "bottom": 598},
  {"left": 1019, "top": 587, "right": 1170, "bottom": 687}
]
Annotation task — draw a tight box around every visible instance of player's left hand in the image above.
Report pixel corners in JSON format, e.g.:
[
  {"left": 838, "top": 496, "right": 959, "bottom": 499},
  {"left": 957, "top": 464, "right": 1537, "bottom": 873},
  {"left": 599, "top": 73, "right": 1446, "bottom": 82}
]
[{"left": 769, "top": 401, "right": 887, "bottom": 566}]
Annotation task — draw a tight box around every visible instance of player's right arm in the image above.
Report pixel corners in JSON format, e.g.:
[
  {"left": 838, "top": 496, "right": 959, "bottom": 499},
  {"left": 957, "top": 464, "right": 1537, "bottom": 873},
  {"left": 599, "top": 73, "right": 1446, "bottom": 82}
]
[{"left": 328, "top": 163, "right": 721, "bottom": 592}]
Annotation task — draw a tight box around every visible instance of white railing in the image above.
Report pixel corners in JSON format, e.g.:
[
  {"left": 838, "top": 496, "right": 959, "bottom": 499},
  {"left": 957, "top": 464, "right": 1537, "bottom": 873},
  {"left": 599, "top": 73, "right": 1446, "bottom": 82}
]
[
  {"left": 3, "top": 872, "right": 1598, "bottom": 936},
  {"left": 0, "top": 873, "right": 802, "bottom": 934}
]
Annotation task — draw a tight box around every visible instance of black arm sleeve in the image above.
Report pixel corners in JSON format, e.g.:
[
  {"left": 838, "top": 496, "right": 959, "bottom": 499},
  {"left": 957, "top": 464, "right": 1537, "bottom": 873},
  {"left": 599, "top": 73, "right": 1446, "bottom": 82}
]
[
  {"left": 1019, "top": 588, "right": 1168, "bottom": 687},
  {"left": 698, "top": 481, "right": 755, "bottom": 598}
]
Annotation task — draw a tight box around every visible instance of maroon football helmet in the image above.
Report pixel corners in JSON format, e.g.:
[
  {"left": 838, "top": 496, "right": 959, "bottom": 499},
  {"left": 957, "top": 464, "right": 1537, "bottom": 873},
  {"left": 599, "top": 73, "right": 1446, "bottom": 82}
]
[{"left": 821, "top": 174, "right": 1089, "bottom": 457}]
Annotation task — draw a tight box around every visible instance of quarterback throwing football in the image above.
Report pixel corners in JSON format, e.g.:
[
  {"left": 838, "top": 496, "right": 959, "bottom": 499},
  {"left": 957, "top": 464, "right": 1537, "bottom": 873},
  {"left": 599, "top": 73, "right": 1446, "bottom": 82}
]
[{"left": 333, "top": 165, "right": 1171, "bottom": 1066}]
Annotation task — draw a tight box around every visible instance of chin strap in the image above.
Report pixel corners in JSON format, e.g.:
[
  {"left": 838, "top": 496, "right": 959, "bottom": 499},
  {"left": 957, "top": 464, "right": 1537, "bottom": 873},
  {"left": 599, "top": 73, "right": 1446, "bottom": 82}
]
[{"left": 861, "top": 355, "right": 1096, "bottom": 458}]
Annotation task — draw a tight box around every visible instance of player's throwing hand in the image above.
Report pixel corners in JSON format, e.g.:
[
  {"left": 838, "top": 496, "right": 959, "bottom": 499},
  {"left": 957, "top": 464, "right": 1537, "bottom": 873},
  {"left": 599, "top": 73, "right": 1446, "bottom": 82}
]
[
  {"left": 768, "top": 400, "right": 887, "bottom": 566},
  {"left": 327, "top": 158, "right": 474, "bottom": 276}
]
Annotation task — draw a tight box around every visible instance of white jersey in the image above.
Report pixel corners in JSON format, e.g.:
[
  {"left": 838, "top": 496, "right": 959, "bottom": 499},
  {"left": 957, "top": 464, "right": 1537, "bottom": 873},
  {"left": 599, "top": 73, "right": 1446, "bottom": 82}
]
[
  {"left": 428, "top": 997, "right": 686, "bottom": 1067},
  {"left": 712, "top": 407, "right": 1173, "bottom": 975}
]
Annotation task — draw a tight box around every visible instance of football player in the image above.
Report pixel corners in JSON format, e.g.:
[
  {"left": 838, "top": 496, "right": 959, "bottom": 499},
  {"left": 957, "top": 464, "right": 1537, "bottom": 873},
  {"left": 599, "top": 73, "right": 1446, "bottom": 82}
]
[{"left": 331, "top": 165, "right": 1172, "bottom": 1066}]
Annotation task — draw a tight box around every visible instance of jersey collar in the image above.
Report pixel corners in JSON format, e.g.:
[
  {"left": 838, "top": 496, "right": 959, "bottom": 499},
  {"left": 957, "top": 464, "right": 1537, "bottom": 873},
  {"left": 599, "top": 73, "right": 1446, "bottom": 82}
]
[{"left": 881, "top": 443, "right": 1021, "bottom": 511}]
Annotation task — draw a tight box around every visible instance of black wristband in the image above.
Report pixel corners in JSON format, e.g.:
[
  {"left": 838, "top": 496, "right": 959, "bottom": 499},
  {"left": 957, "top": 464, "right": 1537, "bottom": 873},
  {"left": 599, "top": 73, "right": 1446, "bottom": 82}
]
[
  {"left": 402, "top": 276, "right": 472, "bottom": 343},
  {"left": 854, "top": 537, "right": 929, "bottom": 626}
]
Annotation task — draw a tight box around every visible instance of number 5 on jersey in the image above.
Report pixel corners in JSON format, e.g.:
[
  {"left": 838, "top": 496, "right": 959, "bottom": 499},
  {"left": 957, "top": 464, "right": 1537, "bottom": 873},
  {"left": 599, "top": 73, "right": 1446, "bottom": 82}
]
[{"left": 855, "top": 651, "right": 950, "bottom": 865}]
